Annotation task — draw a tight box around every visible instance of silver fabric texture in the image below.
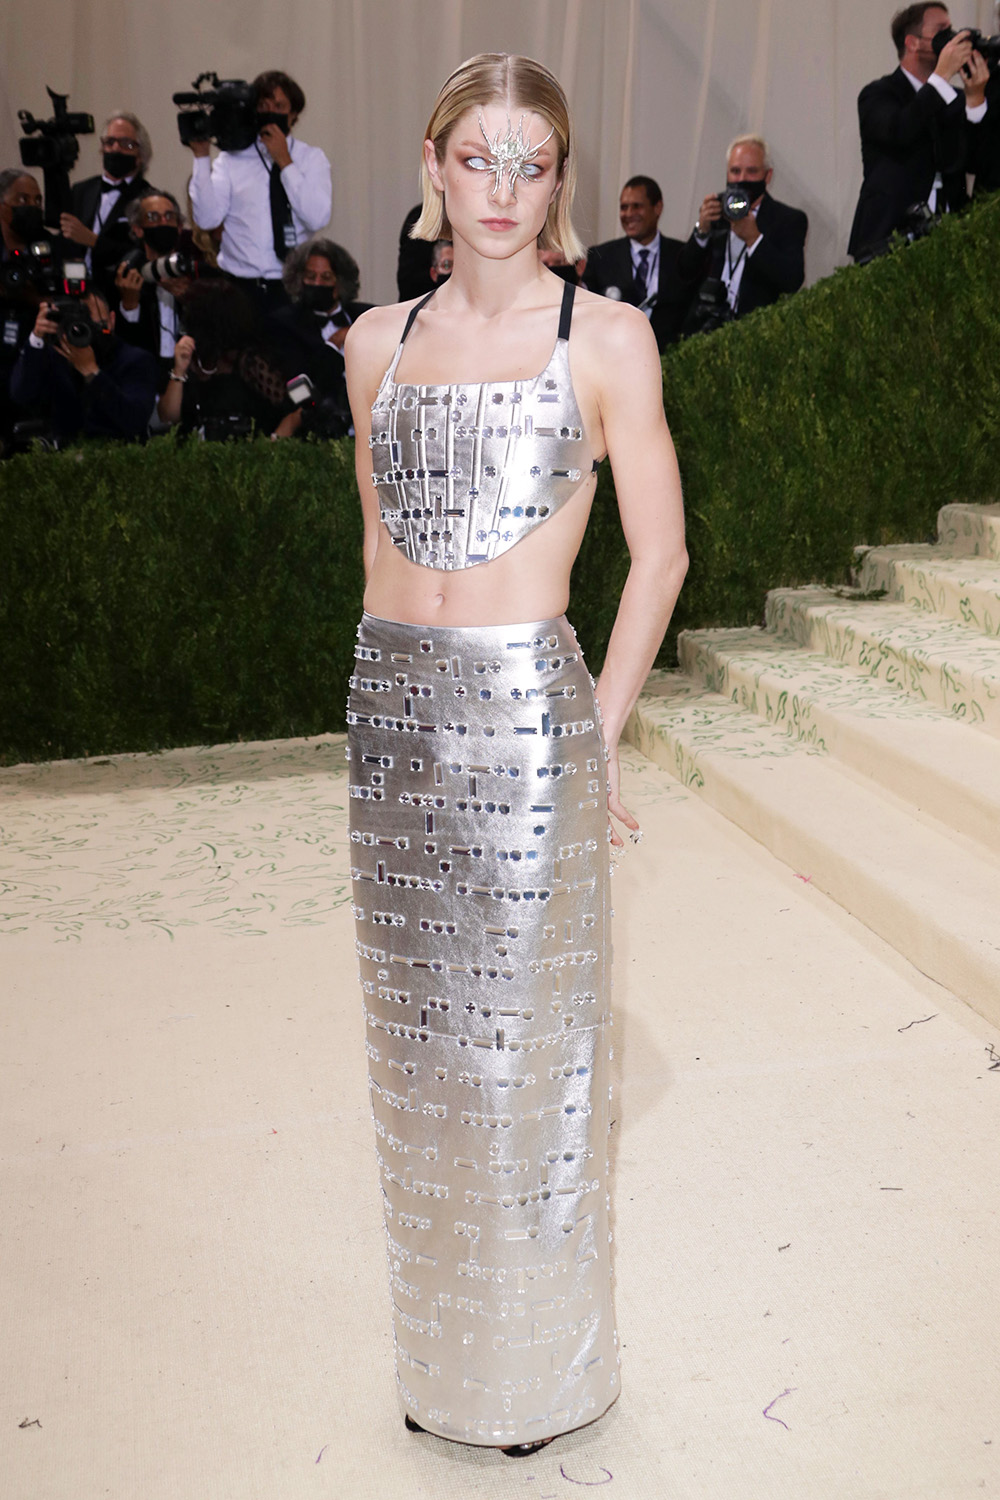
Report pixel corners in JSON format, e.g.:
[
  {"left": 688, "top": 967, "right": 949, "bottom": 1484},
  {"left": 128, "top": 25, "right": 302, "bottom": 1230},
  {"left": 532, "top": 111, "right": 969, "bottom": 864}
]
[
  {"left": 348, "top": 612, "right": 619, "bottom": 1446},
  {"left": 369, "top": 334, "right": 593, "bottom": 569}
]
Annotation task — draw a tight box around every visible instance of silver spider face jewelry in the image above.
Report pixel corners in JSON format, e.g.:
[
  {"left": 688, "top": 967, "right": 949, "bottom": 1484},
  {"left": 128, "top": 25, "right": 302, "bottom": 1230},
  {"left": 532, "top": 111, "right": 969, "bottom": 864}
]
[{"left": 473, "top": 112, "right": 555, "bottom": 199}]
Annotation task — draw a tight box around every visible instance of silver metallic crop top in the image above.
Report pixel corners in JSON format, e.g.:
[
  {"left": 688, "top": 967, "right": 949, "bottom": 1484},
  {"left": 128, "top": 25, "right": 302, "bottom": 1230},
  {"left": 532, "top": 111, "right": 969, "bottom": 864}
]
[{"left": 369, "top": 279, "right": 598, "bottom": 570}]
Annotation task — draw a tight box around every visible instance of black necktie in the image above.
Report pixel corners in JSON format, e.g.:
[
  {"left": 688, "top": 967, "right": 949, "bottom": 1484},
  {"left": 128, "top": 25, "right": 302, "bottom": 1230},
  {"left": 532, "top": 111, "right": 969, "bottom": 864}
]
[
  {"left": 636, "top": 247, "right": 650, "bottom": 297},
  {"left": 269, "top": 162, "right": 293, "bottom": 261}
]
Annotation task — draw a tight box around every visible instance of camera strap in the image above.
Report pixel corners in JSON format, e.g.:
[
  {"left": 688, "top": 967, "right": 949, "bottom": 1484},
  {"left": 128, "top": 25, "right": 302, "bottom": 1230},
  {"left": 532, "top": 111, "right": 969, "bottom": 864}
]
[{"left": 723, "top": 233, "right": 749, "bottom": 310}]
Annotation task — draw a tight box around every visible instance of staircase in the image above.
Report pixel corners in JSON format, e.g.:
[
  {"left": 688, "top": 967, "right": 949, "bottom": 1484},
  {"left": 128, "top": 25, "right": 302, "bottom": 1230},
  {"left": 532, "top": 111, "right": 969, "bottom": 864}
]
[{"left": 625, "top": 502, "right": 1000, "bottom": 1025}]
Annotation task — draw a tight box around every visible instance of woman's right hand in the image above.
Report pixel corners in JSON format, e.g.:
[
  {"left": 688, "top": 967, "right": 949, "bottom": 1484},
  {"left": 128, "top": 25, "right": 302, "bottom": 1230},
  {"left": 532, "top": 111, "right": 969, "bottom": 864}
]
[{"left": 172, "top": 334, "right": 196, "bottom": 376}]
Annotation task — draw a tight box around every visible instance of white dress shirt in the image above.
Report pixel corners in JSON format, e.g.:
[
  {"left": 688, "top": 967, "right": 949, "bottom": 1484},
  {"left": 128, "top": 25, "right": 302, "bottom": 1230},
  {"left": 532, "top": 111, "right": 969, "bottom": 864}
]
[{"left": 189, "top": 136, "right": 332, "bottom": 279}]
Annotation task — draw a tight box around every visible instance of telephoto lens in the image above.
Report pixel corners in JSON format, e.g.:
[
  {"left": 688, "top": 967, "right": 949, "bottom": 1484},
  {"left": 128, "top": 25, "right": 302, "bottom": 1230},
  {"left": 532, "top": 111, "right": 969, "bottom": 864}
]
[{"left": 141, "top": 250, "right": 196, "bottom": 285}]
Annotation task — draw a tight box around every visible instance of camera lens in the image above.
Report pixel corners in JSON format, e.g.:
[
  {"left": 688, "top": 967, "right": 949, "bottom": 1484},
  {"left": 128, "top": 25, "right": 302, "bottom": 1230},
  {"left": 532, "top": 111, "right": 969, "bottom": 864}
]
[
  {"left": 62, "top": 314, "right": 94, "bottom": 348},
  {"left": 720, "top": 185, "right": 753, "bottom": 222}
]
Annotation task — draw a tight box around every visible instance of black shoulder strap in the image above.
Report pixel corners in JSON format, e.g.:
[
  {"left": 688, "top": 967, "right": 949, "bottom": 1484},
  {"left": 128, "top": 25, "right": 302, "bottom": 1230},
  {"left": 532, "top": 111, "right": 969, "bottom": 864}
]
[
  {"left": 400, "top": 289, "right": 437, "bottom": 344},
  {"left": 557, "top": 279, "right": 576, "bottom": 341}
]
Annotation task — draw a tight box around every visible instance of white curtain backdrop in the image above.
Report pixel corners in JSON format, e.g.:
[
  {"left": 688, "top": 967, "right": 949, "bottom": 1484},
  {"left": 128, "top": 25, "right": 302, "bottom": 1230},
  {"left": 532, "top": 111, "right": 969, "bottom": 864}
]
[{"left": 3, "top": 0, "right": 997, "bottom": 305}]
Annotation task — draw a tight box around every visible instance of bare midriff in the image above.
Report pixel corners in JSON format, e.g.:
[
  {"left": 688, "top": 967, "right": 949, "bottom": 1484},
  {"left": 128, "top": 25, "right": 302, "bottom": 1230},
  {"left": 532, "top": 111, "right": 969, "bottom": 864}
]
[{"left": 362, "top": 473, "right": 597, "bottom": 627}]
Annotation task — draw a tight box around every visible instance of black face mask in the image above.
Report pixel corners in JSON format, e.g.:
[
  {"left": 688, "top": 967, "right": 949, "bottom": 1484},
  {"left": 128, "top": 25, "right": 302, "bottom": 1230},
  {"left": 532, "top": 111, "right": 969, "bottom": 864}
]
[
  {"left": 256, "top": 111, "right": 290, "bottom": 136},
  {"left": 143, "top": 224, "right": 180, "bottom": 255},
  {"left": 9, "top": 205, "right": 45, "bottom": 243},
  {"left": 728, "top": 176, "right": 767, "bottom": 204},
  {"left": 103, "top": 151, "right": 136, "bottom": 180},
  {"left": 300, "top": 284, "right": 336, "bottom": 313}
]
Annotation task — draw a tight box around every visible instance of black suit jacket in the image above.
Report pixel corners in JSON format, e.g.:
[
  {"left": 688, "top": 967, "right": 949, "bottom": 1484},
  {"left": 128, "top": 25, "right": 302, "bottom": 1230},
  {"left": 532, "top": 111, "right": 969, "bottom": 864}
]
[
  {"left": 972, "top": 71, "right": 1000, "bottom": 195},
  {"left": 848, "top": 67, "right": 975, "bottom": 261},
  {"left": 69, "top": 173, "right": 153, "bottom": 294},
  {"left": 582, "top": 232, "right": 694, "bottom": 350},
  {"left": 9, "top": 336, "right": 158, "bottom": 442},
  {"left": 113, "top": 282, "right": 179, "bottom": 393},
  {"left": 675, "top": 193, "right": 808, "bottom": 320},
  {"left": 266, "top": 299, "right": 373, "bottom": 387}
]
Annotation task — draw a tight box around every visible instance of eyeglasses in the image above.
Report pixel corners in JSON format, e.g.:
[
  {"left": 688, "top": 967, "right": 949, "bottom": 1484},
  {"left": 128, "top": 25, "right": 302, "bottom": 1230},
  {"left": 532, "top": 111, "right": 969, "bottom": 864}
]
[
  {"left": 100, "top": 136, "right": 141, "bottom": 153},
  {"left": 139, "top": 210, "right": 180, "bottom": 225}
]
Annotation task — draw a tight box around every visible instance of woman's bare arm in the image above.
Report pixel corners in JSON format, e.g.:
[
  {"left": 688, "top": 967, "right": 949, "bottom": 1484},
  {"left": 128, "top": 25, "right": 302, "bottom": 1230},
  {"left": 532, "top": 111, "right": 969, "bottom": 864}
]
[
  {"left": 583, "top": 302, "right": 689, "bottom": 838},
  {"left": 344, "top": 307, "right": 405, "bottom": 581}
]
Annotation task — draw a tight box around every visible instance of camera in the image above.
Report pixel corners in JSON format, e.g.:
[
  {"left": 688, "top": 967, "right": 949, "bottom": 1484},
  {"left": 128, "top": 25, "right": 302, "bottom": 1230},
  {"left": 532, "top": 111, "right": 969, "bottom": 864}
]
[
  {"left": 0, "top": 238, "right": 59, "bottom": 298},
  {"left": 47, "top": 298, "right": 96, "bottom": 348},
  {"left": 202, "top": 413, "right": 255, "bottom": 442},
  {"left": 718, "top": 184, "right": 754, "bottom": 223},
  {"left": 43, "top": 261, "right": 96, "bottom": 348},
  {"left": 118, "top": 245, "right": 147, "bottom": 277},
  {"left": 118, "top": 247, "right": 200, "bottom": 286},
  {"left": 18, "top": 87, "right": 94, "bottom": 220},
  {"left": 18, "top": 87, "right": 94, "bottom": 172},
  {"left": 142, "top": 249, "right": 198, "bottom": 286},
  {"left": 932, "top": 26, "right": 1000, "bottom": 68},
  {"left": 173, "top": 72, "right": 264, "bottom": 153},
  {"left": 686, "top": 276, "right": 734, "bottom": 337},
  {"left": 7, "top": 418, "right": 61, "bottom": 455},
  {"left": 286, "top": 372, "right": 353, "bottom": 440}
]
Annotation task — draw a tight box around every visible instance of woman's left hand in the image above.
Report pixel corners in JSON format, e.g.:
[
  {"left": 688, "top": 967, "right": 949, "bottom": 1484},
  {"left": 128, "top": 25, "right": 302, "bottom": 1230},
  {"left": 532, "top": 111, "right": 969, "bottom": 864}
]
[{"left": 605, "top": 743, "right": 640, "bottom": 848}]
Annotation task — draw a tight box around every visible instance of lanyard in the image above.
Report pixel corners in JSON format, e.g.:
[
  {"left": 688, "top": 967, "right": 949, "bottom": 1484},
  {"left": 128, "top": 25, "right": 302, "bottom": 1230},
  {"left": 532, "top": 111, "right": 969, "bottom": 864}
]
[{"left": 724, "top": 234, "right": 749, "bottom": 288}]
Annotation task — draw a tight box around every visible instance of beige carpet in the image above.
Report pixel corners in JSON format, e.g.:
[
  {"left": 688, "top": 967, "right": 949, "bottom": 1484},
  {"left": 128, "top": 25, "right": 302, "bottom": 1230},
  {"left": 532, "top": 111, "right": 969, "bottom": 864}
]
[{"left": 2, "top": 737, "right": 998, "bottom": 1500}]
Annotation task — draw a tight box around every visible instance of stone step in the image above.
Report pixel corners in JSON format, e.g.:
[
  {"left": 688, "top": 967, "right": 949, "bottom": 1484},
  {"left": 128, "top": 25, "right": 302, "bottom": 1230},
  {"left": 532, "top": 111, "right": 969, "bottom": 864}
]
[
  {"left": 765, "top": 586, "right": 1000, "bottom": 734},
  {"left": 853, "top": 545, "right": 1000, "bottom": 636},
  {"left": 625, "top": 675, "right": 1000, "bottom": 1028},
  {"left": 677, "top": 626, "right": 1000, "bottom": 852},
  {"left": 936, "top": 501, "right": 1000, "bottom": 559}
]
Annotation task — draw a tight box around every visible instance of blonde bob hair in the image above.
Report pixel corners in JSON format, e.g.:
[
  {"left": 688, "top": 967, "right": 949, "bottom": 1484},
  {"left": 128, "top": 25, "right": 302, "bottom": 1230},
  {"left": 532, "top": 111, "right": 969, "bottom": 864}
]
[{"left": 411, "top": 53, "right": 584, "bottom": 264}]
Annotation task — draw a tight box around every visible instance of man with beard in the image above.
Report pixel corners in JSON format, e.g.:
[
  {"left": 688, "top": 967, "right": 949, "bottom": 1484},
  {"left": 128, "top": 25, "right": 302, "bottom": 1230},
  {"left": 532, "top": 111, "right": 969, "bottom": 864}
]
[
  {"left": 677, "top": 135, "right": 807, "bottom": 332},
  {"left": 60, "top": 113, "right": 154, "bottom": 296},
  {"left": 9, "top": 285, "right": 158, "bottom": 443}
]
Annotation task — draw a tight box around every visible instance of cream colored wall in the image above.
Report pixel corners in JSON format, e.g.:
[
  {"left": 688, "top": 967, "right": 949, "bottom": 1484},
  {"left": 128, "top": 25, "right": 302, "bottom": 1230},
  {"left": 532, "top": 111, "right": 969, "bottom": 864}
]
[{"left": 2, "top": 0, "right": 996, "bottom": 305}]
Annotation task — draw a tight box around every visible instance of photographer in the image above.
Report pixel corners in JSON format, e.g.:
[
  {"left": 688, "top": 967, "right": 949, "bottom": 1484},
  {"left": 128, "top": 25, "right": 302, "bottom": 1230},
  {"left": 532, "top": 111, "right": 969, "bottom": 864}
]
[
  {"left": 849, "top": 6, "right": 988, "bottom": 262},
  {"left": 9, "top": 285, "right": 158, "bottom": 443},
  {"left": 114, "top": 189, "right": 198, "bottom": 391},
  {"left": 583, "top": 177, "right": 693, "bottom": 350},
  {"left": 1, "top": 169, "right": 47, "bottom": 451},
  {"left": 677, "top": 135, "right": 807, "bottom": 334},
  {"left": 267, "top": 236, "right": 373, "bottom": 439},
  {"left": 60, "top": 113, "right": 154, "bottom": 295},
  {"left": 187, "top": 70, "right": 331, "bottom": 314},
  {"left": 156, "top": 277, "right": 287, "bottom": 438}
]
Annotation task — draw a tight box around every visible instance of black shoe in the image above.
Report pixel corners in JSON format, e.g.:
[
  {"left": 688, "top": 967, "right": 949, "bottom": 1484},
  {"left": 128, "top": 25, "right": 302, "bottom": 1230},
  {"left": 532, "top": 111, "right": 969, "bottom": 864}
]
[{"left": 404, "top": 1414, "right": 426, "bottom": 1434}]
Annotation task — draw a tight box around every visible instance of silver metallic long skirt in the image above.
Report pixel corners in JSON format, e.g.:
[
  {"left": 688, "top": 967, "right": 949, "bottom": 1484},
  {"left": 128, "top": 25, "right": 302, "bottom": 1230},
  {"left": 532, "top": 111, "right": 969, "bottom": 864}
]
[{"left": 347, "top": 611, "right": 620, "bottom": 1446}]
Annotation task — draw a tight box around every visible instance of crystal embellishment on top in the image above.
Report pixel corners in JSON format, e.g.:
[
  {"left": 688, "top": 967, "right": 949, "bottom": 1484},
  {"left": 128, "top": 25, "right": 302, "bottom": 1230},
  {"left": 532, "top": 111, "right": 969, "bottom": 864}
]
[{"left": 473, "top": 112, "right": 555, "bottom": 200}]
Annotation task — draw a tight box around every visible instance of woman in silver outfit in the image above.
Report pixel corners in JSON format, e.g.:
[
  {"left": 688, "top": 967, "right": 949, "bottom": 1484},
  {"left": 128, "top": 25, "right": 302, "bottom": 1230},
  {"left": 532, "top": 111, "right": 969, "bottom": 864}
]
[{"left": 344, "top": 53, "right": 687, "bottom": 1457}]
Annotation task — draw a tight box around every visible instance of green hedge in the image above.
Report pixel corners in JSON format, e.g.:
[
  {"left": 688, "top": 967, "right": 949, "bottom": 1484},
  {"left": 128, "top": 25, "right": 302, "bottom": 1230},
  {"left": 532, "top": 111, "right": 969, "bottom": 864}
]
[
  {"left": 0, "top": 436, "right": 363, "bottom": 762},
  {"left": 2, "top": 194, "right": 999, "bottom": 764},
  {"left": 651, "top": 191, "right": 1000, "bottom": 642}
]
